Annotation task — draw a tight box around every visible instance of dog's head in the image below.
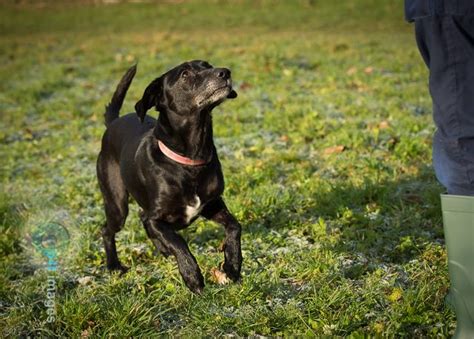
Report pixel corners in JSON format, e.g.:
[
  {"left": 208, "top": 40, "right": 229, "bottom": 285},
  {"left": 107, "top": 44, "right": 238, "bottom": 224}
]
[{"left": 135, "top": 60, "right": 237, "bottom": 122}]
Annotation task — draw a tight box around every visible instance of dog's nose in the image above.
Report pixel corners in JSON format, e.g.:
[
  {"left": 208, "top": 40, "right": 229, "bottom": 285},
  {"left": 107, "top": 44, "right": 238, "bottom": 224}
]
[{"left": 215, "top": 68, "right": 231, "bottom": 79}]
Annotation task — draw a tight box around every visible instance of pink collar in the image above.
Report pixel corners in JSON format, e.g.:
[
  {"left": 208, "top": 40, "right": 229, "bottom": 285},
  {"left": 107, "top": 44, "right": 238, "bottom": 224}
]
[{"left": 158, "top": 140, "right": 208, "bottom": 166}]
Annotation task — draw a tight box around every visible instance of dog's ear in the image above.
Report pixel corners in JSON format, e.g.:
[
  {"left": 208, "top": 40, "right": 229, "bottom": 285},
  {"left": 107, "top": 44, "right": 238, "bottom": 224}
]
[
  {"left": 135, "top": 77, "right": 163, "bottom": 123},
  {"left": 227, "top": 89, "right": 238, "bottom": 99}
]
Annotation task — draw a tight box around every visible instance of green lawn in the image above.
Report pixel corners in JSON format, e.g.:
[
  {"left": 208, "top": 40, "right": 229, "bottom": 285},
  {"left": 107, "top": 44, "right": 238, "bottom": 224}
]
[{"left": 0, "top": 0, "right": 455, "bottom": 337}]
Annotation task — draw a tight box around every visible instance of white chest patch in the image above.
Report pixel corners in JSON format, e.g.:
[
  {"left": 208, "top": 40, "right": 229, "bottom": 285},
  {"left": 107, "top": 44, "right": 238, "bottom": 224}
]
[{"left": 185, "top": 195, "right": 202, "bottom": 223}]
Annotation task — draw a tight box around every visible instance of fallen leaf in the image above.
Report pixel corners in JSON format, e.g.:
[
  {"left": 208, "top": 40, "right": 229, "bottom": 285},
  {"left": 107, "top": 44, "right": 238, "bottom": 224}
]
[
  {"left": 379, "top": 120, "right": 390, "bottom": 129},
  {"left": 210, "top": 267, "right": 230, "bottom": 285},
  {"left": 285, "top": 278, "right": 305, "bottom": 287},
  {"left": 346, "top": 67, "right": 357, "bottom": 75},
  {"left": 323, "top": 145, "right": 345, "bottom": 155},
  {"left": 364, "top": 66, "right": 374, "bottom": 74},
  {"left": 77, "top": 276, "right": 94, "bottom": 286},
  {"left": 347, "top": 80, "right": 368, "bottom": 92},
  {"left": 239, "top": 81, "right": 252, "bottom": 90}
]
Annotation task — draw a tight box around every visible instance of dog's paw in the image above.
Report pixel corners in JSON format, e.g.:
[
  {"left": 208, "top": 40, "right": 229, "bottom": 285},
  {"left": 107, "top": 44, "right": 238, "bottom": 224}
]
[
  {"left": 210, "top": 267, "right": 231, "bottom": 285},
  {"left": 221, "top": 262, "right": 241, "bottom": 283},
  {"left": 185, "top": 277, "right": 205, "bottom": 294}
]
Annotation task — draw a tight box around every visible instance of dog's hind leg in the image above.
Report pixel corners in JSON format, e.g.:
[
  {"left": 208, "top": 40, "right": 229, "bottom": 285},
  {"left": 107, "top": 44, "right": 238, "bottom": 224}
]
[
  {"left": 139, "top": 211, "right": 171, "bottom": 258},
  {"left": 97, "top": 152, "right": 129, "bottom": 273}
]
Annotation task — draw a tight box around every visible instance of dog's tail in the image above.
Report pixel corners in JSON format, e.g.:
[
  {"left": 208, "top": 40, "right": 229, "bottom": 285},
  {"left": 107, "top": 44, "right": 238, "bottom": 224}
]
[{"left": 104, "top": 64, "right": 137, "bottom": 127}]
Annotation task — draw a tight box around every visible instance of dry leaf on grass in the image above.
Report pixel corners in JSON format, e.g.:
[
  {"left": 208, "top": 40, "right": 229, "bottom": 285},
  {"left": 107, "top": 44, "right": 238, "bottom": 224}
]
[
  {"left": 77, "top": 276, "right": 94, "bottom": 286},
  {"left": 239, "top": 81, "right": 252, "bottom": 90},
  {"left": 346, "top": 67, "right": 357, "bottom": 75},
  {"left": 323, "top": 145, "right": 345, "bottom": 155},
  {"left": 364, "top": 66, "right": 374, "bottom": 74},
  {"left": 379, "top": 120, "right": 390, "bottom": 129},
  {"left": 81, "top": 329, "right": 90, "bottom": 338},
  {"left": 210, "top": 267, "right": 230, "bottom": 285}
]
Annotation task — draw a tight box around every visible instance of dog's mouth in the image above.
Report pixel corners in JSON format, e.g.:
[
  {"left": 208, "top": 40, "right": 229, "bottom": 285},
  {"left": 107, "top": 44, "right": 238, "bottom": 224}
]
[
  {"left": 198, "top": 80, "right": 236, "bottom": 106},
  {"left": 210, "top": 85, "right": 231, "bottom": 97}
]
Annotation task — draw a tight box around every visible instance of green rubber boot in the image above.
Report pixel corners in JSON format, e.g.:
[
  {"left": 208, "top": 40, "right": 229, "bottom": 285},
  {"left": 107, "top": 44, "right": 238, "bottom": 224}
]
[{"left": 441, "top": 194, "right": 474, "bottom": 339}]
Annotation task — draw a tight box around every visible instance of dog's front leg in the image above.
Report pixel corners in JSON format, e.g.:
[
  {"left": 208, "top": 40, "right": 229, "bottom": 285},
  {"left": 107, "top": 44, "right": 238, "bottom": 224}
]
[
  {"left": 202, "top": 198, "right": 242, "bottom": 282},
  {"left": 147, "top": 219, "right": 204, "bottom": 294}
]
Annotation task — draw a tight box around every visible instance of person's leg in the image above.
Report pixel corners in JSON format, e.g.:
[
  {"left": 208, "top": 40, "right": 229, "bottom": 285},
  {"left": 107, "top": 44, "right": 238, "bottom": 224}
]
[
  {"left": 440, "top": 195, "right": 474, "bottom": 338},
  {"left": 414, "top": 14, "right": 474, "bottom": 338},
  {"left": 415, "top": 15, "right": 474, "bottom": 196}
]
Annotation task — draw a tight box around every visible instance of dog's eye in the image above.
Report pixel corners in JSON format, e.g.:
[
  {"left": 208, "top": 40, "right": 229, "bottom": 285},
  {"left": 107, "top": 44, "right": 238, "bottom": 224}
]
[{"left": 181, "top": 70, "right": 189, "bottom": 79}]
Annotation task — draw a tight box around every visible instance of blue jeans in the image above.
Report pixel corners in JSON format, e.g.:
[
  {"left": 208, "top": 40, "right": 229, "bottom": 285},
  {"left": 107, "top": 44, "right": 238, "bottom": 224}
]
[{"left": 406, "top": 0, "right": 474, "bottom": 195}]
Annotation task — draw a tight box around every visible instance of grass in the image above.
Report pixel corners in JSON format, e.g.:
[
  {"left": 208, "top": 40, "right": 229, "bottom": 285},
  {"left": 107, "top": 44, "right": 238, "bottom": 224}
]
[{"left": 0, "top": 0, "right": 456, "bottom": 337}]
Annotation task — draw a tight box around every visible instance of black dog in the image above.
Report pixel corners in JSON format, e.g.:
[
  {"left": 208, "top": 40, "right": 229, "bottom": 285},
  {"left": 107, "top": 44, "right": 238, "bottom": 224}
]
[{"left": 96, "top": 60, "right": 242, "bottom": 293}]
